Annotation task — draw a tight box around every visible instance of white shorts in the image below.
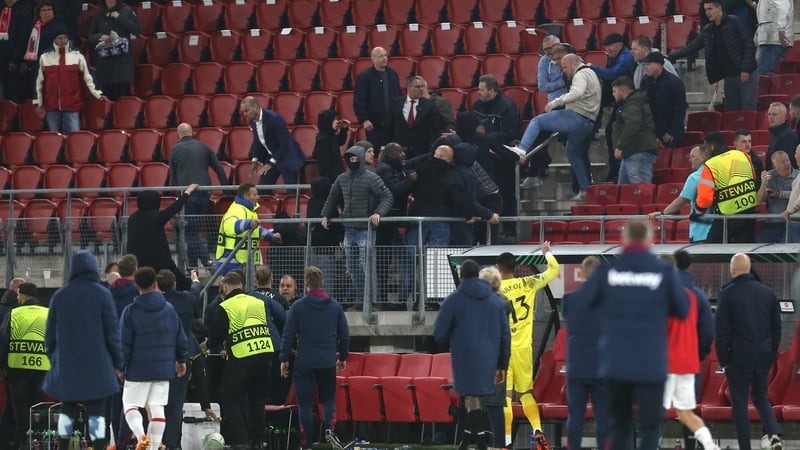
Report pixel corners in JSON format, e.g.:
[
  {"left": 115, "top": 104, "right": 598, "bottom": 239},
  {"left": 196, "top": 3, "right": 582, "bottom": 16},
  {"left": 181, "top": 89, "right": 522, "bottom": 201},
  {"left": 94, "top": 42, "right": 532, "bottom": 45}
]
[
  {"left": 122, "top": 380, "right": 170, "bottom": 408},
  {"left": 662, "top": 374, "right": 696, "bottom": 410}
]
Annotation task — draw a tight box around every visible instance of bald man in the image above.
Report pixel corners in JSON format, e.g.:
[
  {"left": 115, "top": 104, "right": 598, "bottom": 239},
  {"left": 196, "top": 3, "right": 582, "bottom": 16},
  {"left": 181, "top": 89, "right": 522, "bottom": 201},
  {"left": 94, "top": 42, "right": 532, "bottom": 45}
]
[
  {"left": 353, "top": 46, "right": 402, "bottom": 147},
  {"left": 168, "top": 122, "right": 230, "bottom": 268},
  {"left": 716, "top": 253, "right": 783, "bottom": 450}
]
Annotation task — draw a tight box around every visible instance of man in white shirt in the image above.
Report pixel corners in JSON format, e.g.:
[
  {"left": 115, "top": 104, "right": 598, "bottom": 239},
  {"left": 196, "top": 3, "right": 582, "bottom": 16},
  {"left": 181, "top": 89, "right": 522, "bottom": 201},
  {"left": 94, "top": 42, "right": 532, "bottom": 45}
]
[{"left": 754, "top": 0, "right": 794, "bottom": 75}]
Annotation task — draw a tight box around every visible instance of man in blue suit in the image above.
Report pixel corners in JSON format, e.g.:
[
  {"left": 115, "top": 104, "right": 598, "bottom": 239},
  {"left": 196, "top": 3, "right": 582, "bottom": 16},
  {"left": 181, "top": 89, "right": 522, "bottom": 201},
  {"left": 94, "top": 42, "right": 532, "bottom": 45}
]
[{"left": 240, "top": 96, "right": 307, "bottom": 187}]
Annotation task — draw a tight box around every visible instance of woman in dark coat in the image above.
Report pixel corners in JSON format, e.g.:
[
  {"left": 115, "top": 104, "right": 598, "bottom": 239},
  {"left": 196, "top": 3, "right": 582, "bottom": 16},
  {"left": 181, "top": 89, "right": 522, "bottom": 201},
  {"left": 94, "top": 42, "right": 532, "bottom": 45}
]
[
  {"left": 313, "top": 109, "right": 348, "bottom": 182},
  {"left": 88, "top": 0, "right": 140, "bottom": 100},
  {"left": 126, "top": 184, "right": 197, "bottom": 290}
]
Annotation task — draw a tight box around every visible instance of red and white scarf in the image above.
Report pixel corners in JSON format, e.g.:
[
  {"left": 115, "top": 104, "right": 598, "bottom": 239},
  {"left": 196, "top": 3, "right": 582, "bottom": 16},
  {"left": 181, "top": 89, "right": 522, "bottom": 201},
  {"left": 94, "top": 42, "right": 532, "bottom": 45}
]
[
  {"left": 0, "top": 7, "right": 12, "bottom": 41},
  {"left": 24, "top": 19, "right": 42, "bottom": 61}
]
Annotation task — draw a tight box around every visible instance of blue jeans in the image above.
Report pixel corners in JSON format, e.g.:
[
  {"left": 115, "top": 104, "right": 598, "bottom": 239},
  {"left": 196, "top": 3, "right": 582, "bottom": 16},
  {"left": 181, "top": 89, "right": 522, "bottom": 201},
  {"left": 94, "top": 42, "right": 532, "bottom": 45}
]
[
  {"left": 757, "top": 222, "right": 800, "bottom": 243},
  {"left": 406, "top": 221, "right": 450, "bottom": 247},
  {"left": 520, "top": 109, "right": 595, "bottom": 191},
  {"left": 618, "top": 152, "right": 656, "bottom": 185},
  {"left": 45, "top": 111, "right": 80, "bottom": 134},
  {"left": 757, "top": 45, "right": 789, "bottom": 76},
  {"left": 184, "top": 190, "right": 211, "bottom": 266},
  {"left": 344, "top": 227, "right": 376, "bottom": 304},
  {"left": 566, "top": 378, "right": 609, "bottom": 450},
  {"left": 312, "top": 252, "right": 336, "bottom": 296},
  {"left": 724, "top": 71, "right": 758, "bottom": 111}
]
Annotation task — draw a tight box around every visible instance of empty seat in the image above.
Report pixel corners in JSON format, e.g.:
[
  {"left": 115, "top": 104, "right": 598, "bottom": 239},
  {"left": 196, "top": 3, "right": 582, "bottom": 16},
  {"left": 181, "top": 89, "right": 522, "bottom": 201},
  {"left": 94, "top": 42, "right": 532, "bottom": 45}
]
[
  {"left": 75, "top": 164, "right": 107, "bottom": 198},
  {"left": 225, "top": 0, "right": 254, "bottom": 31},
  {"left": 160, "top": 63, "right": 193, "bottom": 98},
  {"left": 133, "top": 64, "right": 162, "bottom": 98},
  {"left": 208, "top": 94, "right": 242, "bottom": 128},
  {"left": 97, "top": 130, "right": 129, "bottom": 164},
  {"left": 446, "top": 0, "right": 477, "bottom": 24},
  {"left": 368, "top": 25, "right": 399, "bottom": 54},
  {"left": 134, "top": 1, "right": 161, "bottom": 35},
  {"left": 399, "top": 24, "right": 430, "bottom": 58},
  {"left": 193, "top": 0, "right": 224, "bottom": 33},
  {"left": 272, "top": 93, "right": 304, "bottom": 126},
  {"left": 502, "top": 86, "right": 534, "bottom": 120},
  {"left": 520, "top": 26, "right": 549, "bottom": 53},
  {"left": 628, "top": 16, "right": 661, "bottom": 44},
  {"left": 146, "top": 32, "right": 179, "bottom": 66},
  {"left": 415, "top": 353, "right": 457, "bottom": 426},
  {"left": 306, "top": 26, "right": 338, "bottom": 60},
  {"left": 292, "top": 125, "right": 318, "bottom": 161},
  {"left": 176, "top": 95, "right": 209, "bottom": 128},
  {"left": 655, "top": 182, "right": 684, "bottom": 204},
  {"left": 664, "top": 15, "right": 697, "bottom": 53},
  {"left": 195, "top": 127, "right": 227, "bottom": 156},
  {"left": 431, "top": 23, "right": 463, "bottom": 57},
  {"left": 463, "top": 22, "right": 494, "bottom": 55},
  {"left": 65, "top": 131, "right": 98, "bottom": 165},
  {"left": 609, "top": 0, "right": 637, "bottom": 18},
  {"left": 224, "top": 61, "right": 257, "bottom": 95},
  {"left": 483, "top": 54, "right": 514, "bottom": 84},
  {"left": 495, "top": 21, "right": 524, "bottom": 54},
  {"left": 384, "top": 0, "right": 414, "bottom": 25},
  {"left": 273, "top": 28, "right": 306, "bottom": 60},
  {"left": 56, "top": 198, "right": 88, "bottom": 240},
  {"left": 449, "top": 55, "right": 482, "bottom": 89},
  {"left": 641, "top": 0, "right": 668, "bottom": 17},
  {"left": 43, "top": 165, "right": 75, "bottom": 199},
  {"left": 86, "top": 198, "right": 120, "bottom": 242},
  {"left": 288, "top": 59, "right": 321, "bottom": 92},
  {"left": 107, "top": 164, "right": 139, "bottom": 191},
  {"left": 510, "top": 0, "right": 539, "bottom": 23},
  {"left": 348, "top": 353, "right": 402, "bottom": 423},
  {"left": 382, "top": 353, "right": 434, "bottom": 423},
  {"left": 566, "top": 220, "right": 602, "bottom": 243},
  {"left": 255, "top": 0, "right": 286, "bottom": 31},
  {"left": 586, "top": 184, "right": 620, "bottom": 205},
  {"left": 287, "top": 0, "right": 318, "bottom": 29},
  {"left": 113, "top": 97, "right": 145, "bottom": 130},
  {"left": 161, "top": 0, "right": 194, "bottom": 34},
  {"left": 543, "top": 0, "right": 572, "bottom": 21},
  {"left": 337, "top": 26, "right": 369, "bottom": 60},
  {"left": 597, "top": 17, "right": 628, "bottom": 49},
  {"left": 33, "top": 132, "right": 66, "bottom": 166},
  {"left": 144, "top": 96, "right": 177, "bottom": 129},
  {"left": 192, "top": 62, "right": 225, "bottom": 95},
  {"left": 653, "top": 167, "right": 692, "bottom": 184},
  {"left": 12, "top": 166, "right": 44, "bottom": 199},
  {"left": 0, "top": 99, "right": 17, "bottom": 133},
  {"left": 129, "top": 129, "right": 164, "bottom": 163},
  {"left": 416, "top": 56, "right": 448, "bottom": 91},
  {"left": 303, "top": 92, "right": 336, "bottom": 125},
  {"left": 686, "top": 111, "right": 722, "bottom": 133},
  {"left": 529, "top": 220, "right": 568, "bottom": 242},
  {"left": 769, "top": 74, "right": 800, "bottom": 97},
  {"left": 388, "top": 57, "right": 416, "bottom": 85},
  {"left": 226, "top": 127, "right": 255, "bottom": 161},
  {"left": 319, "top": 0, "right": 350, "bottom": 28},
  {"left": 673, "top": 0, "right": 700, "bottom": 17},
  {"left": 563, "top": 18, "right": 596, "bottom": 53},
  {"left": 351, "top": 0, "right": 383, "bottom": 26},
  {"left": 618, "top": 183, "right": 655, "bottom": 204},
  {"left": 256, "top": 60, "right": 288, "bottom": 94},
  {"left": 320, "top": 58, "right": 353, "bottom": 92},
  {"left": 670, "top": 146, "right": 692, "bottom": 168},
  {"left": 575, "top": 0, "right": 605, "bottom": 19},
  {"left": 242, "top": 29, "right": 273, "bottom": 62},
  {"left": 602, "top": 219, "right": 628, "bottom": 243},
  {"left": 19, "top": 100, "right": 43, "bottom": 133},
  {"left": 335, "top": 91, "right": 357, "bottom": 124},
  {"left": 514, "top": 53, "right": 540, "bottom": 87},
  {"left": 210, "top": 30, "right": 242, "bottom": 64},
  {"left": 140, "top": 162, "right": 170, "bottom": 187},
  {"left": 20, "top": 199, "right": 57, "bottom": 244}
]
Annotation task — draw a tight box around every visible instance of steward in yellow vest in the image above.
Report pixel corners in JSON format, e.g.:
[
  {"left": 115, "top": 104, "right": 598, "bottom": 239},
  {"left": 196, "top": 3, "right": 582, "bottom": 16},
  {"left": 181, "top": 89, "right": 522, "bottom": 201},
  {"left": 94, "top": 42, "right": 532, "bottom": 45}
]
[
  {"left": 0, "top": 282, "right": 49, "bottom": 449},
  {"left": 215, "top": 183, "right": 282, "bottom": 275},
  {"left": 207, "top": 272, "right": 273, "bottom": 446}
]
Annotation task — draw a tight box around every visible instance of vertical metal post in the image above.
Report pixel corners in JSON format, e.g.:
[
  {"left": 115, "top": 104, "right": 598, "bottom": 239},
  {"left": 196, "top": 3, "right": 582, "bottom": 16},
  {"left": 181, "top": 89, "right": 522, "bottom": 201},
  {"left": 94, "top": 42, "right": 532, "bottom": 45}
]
[
  {"left": 62, "top": 195, "right": 73, "bottom": 284},
  {"left": 362, "top": 220, "right": 375, "bottom": 324},
  {"left": 5, "top": 196, "right": 16, "bottom": 285},
  {"left": 722, "top": 216, "right": 729, "bottom": 244},
  {"left": 304, "top": 217, "right": 313, "bottom": 267},
  {"left": 514, "top": 164, "right": 520, "bottom": 238},
  {"left": 416, "top": 218, "right": 425, "bottom": 321},
  {"left": 176, "top": 205, "right": 188, "bottom": 273}
]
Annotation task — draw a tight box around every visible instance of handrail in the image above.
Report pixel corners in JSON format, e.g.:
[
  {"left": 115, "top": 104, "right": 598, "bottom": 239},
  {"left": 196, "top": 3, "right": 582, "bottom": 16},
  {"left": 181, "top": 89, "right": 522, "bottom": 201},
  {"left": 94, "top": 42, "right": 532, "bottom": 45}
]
[
  {"left": 197, "top": 227, "right": 256, "bottom": 322},
  {"left": 0, "top": 184, "right": 312, "bottom": 196}
]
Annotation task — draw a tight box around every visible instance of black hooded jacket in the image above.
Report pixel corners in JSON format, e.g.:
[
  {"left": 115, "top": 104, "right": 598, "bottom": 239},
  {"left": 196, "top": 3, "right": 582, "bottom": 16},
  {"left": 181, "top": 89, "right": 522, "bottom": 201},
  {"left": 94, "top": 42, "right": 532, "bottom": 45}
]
[
  {"left": 456, "top": 111, "right": 496, "bottom": 179},
  {"left": 410, "top": 156, "right": 472, "bottom": 219},
  {"left": 313, "top": 109, "right": 347, "bottom": 182},
  {"left": 126, "top": 190, "right": 190, "bottom": 288},
  {"left": 307, "top": 177, "right": 344, "bottom": 248}
]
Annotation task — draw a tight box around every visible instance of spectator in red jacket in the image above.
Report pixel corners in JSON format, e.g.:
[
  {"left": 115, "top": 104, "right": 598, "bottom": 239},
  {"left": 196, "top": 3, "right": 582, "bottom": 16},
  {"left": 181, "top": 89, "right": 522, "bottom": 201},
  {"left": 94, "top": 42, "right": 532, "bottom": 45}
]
[{"left": 33, "top": 25, "right": 103, "bottom": 133}]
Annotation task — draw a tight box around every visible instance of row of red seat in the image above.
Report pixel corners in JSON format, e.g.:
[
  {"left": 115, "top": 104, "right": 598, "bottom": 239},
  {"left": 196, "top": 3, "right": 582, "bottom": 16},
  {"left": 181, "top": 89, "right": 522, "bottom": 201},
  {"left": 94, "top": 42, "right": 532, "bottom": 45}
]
[
  {"left": 77, "top": 0, "right": 703, "bottom": 39},
  {"left": 528, "top": 218, "right": 691, "bottom": 244},
  {"left": 688, "top": 107, "right": 795, "bottom": 134}
]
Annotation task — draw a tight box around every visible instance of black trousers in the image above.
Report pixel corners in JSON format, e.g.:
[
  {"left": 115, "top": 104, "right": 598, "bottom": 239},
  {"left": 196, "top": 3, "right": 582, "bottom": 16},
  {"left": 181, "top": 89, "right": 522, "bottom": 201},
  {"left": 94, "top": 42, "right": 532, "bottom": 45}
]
[
  {"left": 220, "top": 354, "right": 271, "bottom": 446},
  {"left": 6, "top": 370, "right": 45, "bottom": 447},
  {"left": 293, "top": 366, "right": 337, "bottom": 448},
  {"left": 706, "top": 217, "right": 756, "bottom": 243},
  {"left": 606, "top": 379, "right": 664, "bottom": 450},
  {"left": 726, "top": 361, "right": 782, "bottom": 450},
  {"left": 163, "top": 366, "right": 190, "bottom": 447}
]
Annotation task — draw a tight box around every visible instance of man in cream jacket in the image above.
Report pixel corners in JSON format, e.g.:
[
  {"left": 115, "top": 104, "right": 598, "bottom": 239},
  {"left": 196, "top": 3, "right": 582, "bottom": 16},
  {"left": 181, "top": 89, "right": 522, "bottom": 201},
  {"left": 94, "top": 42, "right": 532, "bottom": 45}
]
[{"left": 754, "top": 0, "right": 793, "bottom": 76}]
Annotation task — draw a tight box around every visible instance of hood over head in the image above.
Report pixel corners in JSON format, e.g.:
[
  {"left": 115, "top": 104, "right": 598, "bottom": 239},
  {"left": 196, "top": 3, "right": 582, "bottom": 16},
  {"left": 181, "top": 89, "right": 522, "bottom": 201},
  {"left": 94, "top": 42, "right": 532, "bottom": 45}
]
[
  {"left": 133, "top": 291, "right": 167, "bottom": 312},
  {"left": 455, "top": 111, "right": 480, "bottom": 140},
  {"left": 431, "top": 134, "right": 462, "bottom": 152},
  {"left": 136, "top": 190, "right": 161, "bottom": 211},
  {"left": 69, "top": 250, "right": 100, "bottom": 282},
  {"left": 344, "top": 145, "right": 366, "bottom": 172},
  {"left": 457, "top": 277, "right": 493, "bottom": 299},
  {"left": 354, "top": 140, "right": 374, "bottom": 152},
  {"left": 453, "top": 142, "right": 477, "bottom": 167},
  {"left": 311, "top": 177, "right": 333, "bottom": 198},
  {"left": 317, "top": 109, "right": 337, "bottom": 135}
]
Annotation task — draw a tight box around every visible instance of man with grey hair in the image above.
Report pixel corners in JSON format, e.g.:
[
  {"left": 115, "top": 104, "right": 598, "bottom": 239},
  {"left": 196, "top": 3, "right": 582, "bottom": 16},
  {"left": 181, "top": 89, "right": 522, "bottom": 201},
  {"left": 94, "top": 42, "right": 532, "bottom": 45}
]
[
  {"left": 168, "top": 122, "right": 230, "bottom": 268},
  {"left": 538, "top": 35, "right": 567, "bottom": 101},
  {"left": 384, "top": 75, "right": 443, "bottom": 158},
  {"left": 353, "top": 46, "right": 402, "bottom": 146},
  {"left": 507, "top": 54, "right": 601, "bottom": 200},
  {"left": 757, "top": 150, "right": 800, "bottom": 242},
  {"left": 766, "top": 102, "right": 799, "bottom": 170}
]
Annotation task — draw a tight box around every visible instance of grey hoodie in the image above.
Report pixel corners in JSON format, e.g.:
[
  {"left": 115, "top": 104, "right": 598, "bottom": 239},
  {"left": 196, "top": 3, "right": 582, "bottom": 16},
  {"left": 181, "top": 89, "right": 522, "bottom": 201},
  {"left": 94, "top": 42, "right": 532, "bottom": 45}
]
[{"left": 321, "top": 146, "right": 393, "bottom": 229}]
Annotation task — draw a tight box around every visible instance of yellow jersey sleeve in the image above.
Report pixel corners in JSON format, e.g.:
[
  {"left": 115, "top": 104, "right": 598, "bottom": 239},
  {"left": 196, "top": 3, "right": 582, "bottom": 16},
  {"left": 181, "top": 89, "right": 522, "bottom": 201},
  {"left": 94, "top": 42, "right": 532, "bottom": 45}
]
[{"left": 500, "top": 253, "right": 560, "bottom": 348}]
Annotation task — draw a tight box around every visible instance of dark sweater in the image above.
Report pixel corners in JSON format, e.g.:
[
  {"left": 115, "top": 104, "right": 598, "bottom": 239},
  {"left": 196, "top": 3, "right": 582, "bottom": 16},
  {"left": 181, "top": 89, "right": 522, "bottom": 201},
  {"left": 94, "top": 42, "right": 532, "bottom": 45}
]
[
  {"left": 677, "top": 270, "right": 714, "bottom": 362},
  {"left": 641, "top": 69, "right": 687, "bottom": 142},
  {"left": 563, "top": 284, "right": 602, "bottom": 379},
  {"left": 409, "top": 156, "right": 472, "bottom": 219},
  {"left": 279, "top": 289, "right": 349, "bottom": 369},
  {"left": 766, "top": 122, "right": 799, "bottom": 170},
  {"left": 353, "top": 65, "right": 402, "bottom": 127}
]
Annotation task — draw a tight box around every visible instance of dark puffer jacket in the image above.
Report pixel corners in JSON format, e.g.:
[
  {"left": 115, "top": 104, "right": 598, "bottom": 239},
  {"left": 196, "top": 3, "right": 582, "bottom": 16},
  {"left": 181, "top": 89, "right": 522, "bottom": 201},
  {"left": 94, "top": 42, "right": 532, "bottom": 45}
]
[
  {"left": 321, "top": 146, "right": 393, "bottom": 229},
  {"left": 453, "top": 143, "right": 497, "bottom": 220},
  {"left": 612, "top": 90, "right": 659, "bottom": 158},
  {"left": 88, "top": 3, "right": 140, "bottom": 85}
]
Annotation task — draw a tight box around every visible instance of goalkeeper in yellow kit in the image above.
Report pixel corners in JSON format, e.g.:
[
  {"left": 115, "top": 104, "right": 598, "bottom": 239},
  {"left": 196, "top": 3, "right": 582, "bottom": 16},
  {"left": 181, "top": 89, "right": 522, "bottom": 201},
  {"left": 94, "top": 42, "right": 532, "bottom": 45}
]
[{"left": 497, "top": 242, "right": 560, "bottom": 450}]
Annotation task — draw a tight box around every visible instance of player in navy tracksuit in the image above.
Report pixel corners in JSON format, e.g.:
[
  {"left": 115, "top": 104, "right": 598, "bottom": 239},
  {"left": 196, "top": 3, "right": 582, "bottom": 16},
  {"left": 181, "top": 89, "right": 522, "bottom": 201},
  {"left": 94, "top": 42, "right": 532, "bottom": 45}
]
[
  {"left": 562, "top": 256, "right": 608, "bottom": 450},
  {"left": 715, "top": 253, "right": 783, "bottom": 450},
  {"left": 280, "top": 266, "right": 350, "bottom": 450},
  {"left": 582, "top": 220, "right": 689, "bottom": 450}
]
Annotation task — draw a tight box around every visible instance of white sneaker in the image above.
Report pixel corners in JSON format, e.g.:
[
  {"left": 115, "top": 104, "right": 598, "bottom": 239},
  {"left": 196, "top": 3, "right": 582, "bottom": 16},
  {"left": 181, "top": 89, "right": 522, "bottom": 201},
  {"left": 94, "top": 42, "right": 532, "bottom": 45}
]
[
  {"left": 760, "top": 434, "right": 771, "bottom": 450},
  {"left": 520, "top": 177, "right": 542, "bottom": 189},
  {"left": 569, "top": 191, "right": 586, "bottom": 201},
  {"left": 503, "top": 144, "right": 527, "bottom": 157}
]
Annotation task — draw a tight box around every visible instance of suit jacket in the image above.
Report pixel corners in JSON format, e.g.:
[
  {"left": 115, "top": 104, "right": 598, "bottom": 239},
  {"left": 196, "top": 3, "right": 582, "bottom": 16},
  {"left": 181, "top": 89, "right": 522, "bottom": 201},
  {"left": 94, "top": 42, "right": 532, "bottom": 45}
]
[
  {"left": 248, "top": 108, "right": 306, "bottom": 172},
  {"left": 384, "top": 96, "right": 443, "bottom": 157}
]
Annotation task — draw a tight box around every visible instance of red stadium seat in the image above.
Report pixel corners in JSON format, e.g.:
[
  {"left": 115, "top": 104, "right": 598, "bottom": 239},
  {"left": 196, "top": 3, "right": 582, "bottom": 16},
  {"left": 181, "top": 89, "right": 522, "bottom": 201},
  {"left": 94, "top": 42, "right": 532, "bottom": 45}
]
[
  {"left": 673, "top": 0, "right": 700, "bottom": 17},
  {"left": 446, "top": 0, "right": 477, "bottom": 24},
  {"left": 143, "top": 96, "right": 177, "bottom": 129},
  {"left": 12, "top": 166, "right": 44, "bottom": 199},
  {"left": 511, "top": 0, "right": 539, "bottom": 23},
  {"left": 463, "top": 22, "right": 495, "bottom": 55},
  {"left": 288, "top": 59, "right": 321, "bottom": 93},
  {"left": 86, "top": 198, "right": 120, "bottom": 242},
  {"left": 160, "top": 63, "right": 193, "bottom": 98},
  {"left": 483, "top": 54, "right": 514, "bottom": 84},
  {"left": 0, "top": 166, "right": 8, "bottom": 190},
  {"left": 514, "top": 53, "right": 540, "bottom": 87},
  {"left": 133, "top": 64, "right": 162, "bottom": 98},
  {"left": 303, "top": 92, "right": 336, "bottom": 125},
  {"left": 769, "top": 74, "right": 800, "bottom": 97},
  {"left": 20, "top": 199, "right": 56, "bottom": 243},
  {"left": 757, "top": 94, "right": 789, "bottom": 111},
  {"left": 335, "top": 91, "right": 358, "bottom": 124},
  {"left": 65, "top": 131, "right": 97, "bottom": 165},
  {"left": 597, "top": 17, "right": 628, "bottom": 48},
  {"left": 129, "top": 35, "right": 147, "bottom": 65},
  {"left": 348, "top": 353, "right": 402, "bottom": 423},
  {"left": 75, "top": 165, "right": 107, "bottom": 199},
  {"left": 415, "top": 353, "right": 457, "bottom": 428},
  {"left": 679, "top": 131, "right": 704, "bottom": 147},
  {"left": 721, "top": 110, "right": 758, "bottom": 131},
  {"left": 292, "top": 126, "right": 317, "bottom": 161},
  {"left": 384, "top": 0, "right": 415, "bottom": 25},
  {"left": 77, "top": 2, "right": 99, "bottom": 37},
  {"left": 225, "top": 1, "right": 254, "bottom": 32},
  {"left": 241, "top": 29, "right": 273, "bottom": 63},
  {"left": 0, "top": 199, "right": 24, "bottom": 222},
  {"left": 388, "top": 57, "right": 416, "bottom": 86},
  {"left": 162, "top": 129, "right": 179, "bottom": 157},
  {"left": 628, "top": 16, "right": 661, "bottom": 44},
  {"left": 193, "top": 0, "right": 224, "bottom": 33},
  {"left": 134, "top": 1, "right": 161, "bottom": 35},
  {"left": 618, "top": 183, "right": 655, "bottom": 204},
  {"left": 502, "top": 86, "right": 533, "bottom": 120},
  {"left": 273, "top": 93, "right": 304, "bottom": 126},
  {"left": 653, "top": 167, "right": 692, "bottom": 184},
  {"left": 437, "top": 88, "right": 465, "bottom": 112},
  {"left": 162, "top": 0, "right": 194, "bottom": 34},
  {"left": 664, "top": 15, "right": 697, "bottom": 53},
  {"left": 398, "top": 24, "right": 430, "bottom": 58},
  {"left": 107, "top": 164, "right": 139, "bottom": 192},
  {"left": 306, "top": 26, "right": 338, "bottom": 60},
  {"left": 575, "top": 0, "right": 603, "bottom": 19},
  {"left": 129, "top": 129, "right": 163, "bottom": 163},
  {"left": 319, "top": 0, "right": 350, "bottom": 28},
  {"left": 19, "top": 100, "right": 43, "bottom": 133},
  {"left": 602, "top": 219, "right": 628, "bottom": 243},
  {"left": 641, "top": 0, "right": 668, "bottom": 17},
  {"left": 449, "top": 55, "right": 481, "bottom": 89},
  {"left": 176, "top": 95, "right": 209, "bottom": 128},
  {"left": 257, "top": 60, "right": 289, "bottom": 94},
  {"left": 256, "top": 0, "right": 286, "bottom": 31},
  {"left": 430, "top": 23, "right": 463, "bottom": 57},
  {"left": 320, "top": 59, "right": 353, "bottom": 92},
  {"left": 686, "top": 111, "right": 722, "bottom": 133},
  {"left": 570, "top": 204, "right": 603, "bottom": 216},
  {"left": 529, "top": 220, "right": 568, "bottom": 242},
  {"left": 208, "top": 94, "right": 242, "bottom": 128},
  {"left": 210, "top": 30, "right": 242, "bottom": 64},
  {"left": 604, "top": 204, "right": 640, "bottom": 215},
  {"left": 520, "top": 26, "right": 549, "bottom": 53},
  {"left": 417, "top": 56, "right": 449, "bottom": 91},
  {"left": 3, "top": 132, "right": 33, "bottom": 166},
  {"left": 750, "top": 129, "right": 771, "bottom": 146},
  {"left": 609, "top": 0, "right": 637, "bottom": 18},
  {"left": 566, "top": 220, "right": 602, "bottom": 243},
  {"left": 113, "top": 96, "right": 145, "bottom": 129},
  {"left": 140, "top": 162, "right": 170, "bottom": 187},
  {"left": 337, "top": 26, "right": 369, "bottom": 60},
  {"left": 563, "top": 19, "right": 596, "bottom": 53},
  {"left": 273, "top": 27, "right": 306, "bottom": 61},
  {"left": 287, "top": 0, "right": 318, "bottom": 29},
  {"left": 33, "top": 132, "right": 66, "bottom": 166},
  {"left": 146, "top": 32, "right": 179, "bottom": 66},
  {"left": 97, "top": 130, "right": 129, "bottom": 164},
  {"left": 224, "top": 61, "right": 257, "bottom": 95},
  {"left": 351, "top": 0, "right": 383, "bottom": 26},
  {"left": 382, "top": 353, "right": 434, "bottom": 424},
  {"left": 0, "top": 100, "right": 17, "bottom": 133},
  {"left": 368, "top": 25, "right": 400, "bottom": 55},
  {"left": 543, "top": 0, "right": 572, "bottom": 22},
  {"left": 655, "top": 182, "right": 684, "bottom": 204},
  {"left": 464, "top": 88, "right": 481, "bottom": 110},
  {"left": 43, "top": 165, "right": 75, "bottom": 199},
  {"left": 192, "top": 62, "right": 225, "bottom": 96},
  {"left": 495, "top": 21, "right": 524, "bottom": 54},
  {"left": 670, "top": 146, "right": 692, "bottom": 168},
  {"left": 232, "top": 161, "right": 256, "bottom": 185},
  {"left": 207, "top": 160, "right": 232, "bottom": 201},
  {"left": 654, "top": 147, "right": 672, "bottom": 169},
  {"left": 586, "top": 184, "right": 620, "bottom": 205},
  {"left": 226, "top": 127, "right": 254, "bottom": 161},
  {"left": 56, "top": 198, "right": 88, "bottom": 240}
]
